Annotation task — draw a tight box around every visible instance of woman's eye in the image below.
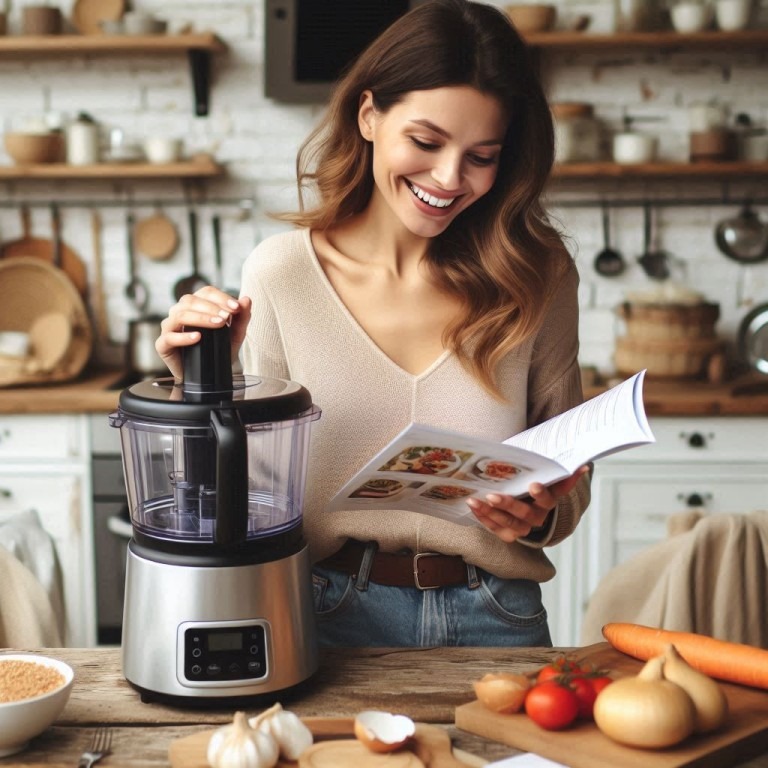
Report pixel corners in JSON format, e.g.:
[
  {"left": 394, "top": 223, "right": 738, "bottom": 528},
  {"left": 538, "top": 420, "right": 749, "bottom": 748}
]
[
  {"left": 410, "top": 137, "right": 439, "bottom": 151},
  {"left": 468, "top": 154, "right": 497, "bottom": 167}
]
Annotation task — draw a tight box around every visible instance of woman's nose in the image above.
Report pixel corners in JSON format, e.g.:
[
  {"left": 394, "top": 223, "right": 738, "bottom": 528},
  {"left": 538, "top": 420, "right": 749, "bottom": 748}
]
[{"left": 431, "top": 152, "right": 462, "bottom": 189}]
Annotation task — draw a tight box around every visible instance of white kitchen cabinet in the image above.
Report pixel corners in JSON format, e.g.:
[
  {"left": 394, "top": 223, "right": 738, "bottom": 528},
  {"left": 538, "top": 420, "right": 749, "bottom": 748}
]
[
  {"left": 542, "top": 417, "right": 768, "bottom": 647},
  {"left": 0, "top": 414, "right": 96, "bottom": 647}
]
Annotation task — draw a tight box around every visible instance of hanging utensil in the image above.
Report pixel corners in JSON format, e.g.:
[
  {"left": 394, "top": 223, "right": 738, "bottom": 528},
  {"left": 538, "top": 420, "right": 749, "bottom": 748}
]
[
  {"left": 211, "top": 213, "right": 239, "bottom": 295},
  {"left": 124, "top": 210, "right": 150, "bottom": 313},
  {"left": 134, "top": 207, "right": 179, "bottom": 261},
  {"left": 593, "top": 203, "right": 625, "bottom": 277},
  {"left": 50, "top": 202, "right": 63, "bottom": 270},
  {"left": 90, "top": 210, "right": 113, "bottom": 345},
  {"left": 637, "top": 202, "right": 671, "bottom": 281},
  {"left": 714, "top": 201, "right": 768, "bottom": 264},
  {"left": 173, "top": 208, "right": 209, "bottom": 300}
]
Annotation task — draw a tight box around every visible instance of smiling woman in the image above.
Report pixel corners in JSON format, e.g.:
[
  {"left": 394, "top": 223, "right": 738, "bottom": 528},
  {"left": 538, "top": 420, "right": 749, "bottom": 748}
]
[{"left": 156, "top": 0, "right": 590, "bottom": 649}]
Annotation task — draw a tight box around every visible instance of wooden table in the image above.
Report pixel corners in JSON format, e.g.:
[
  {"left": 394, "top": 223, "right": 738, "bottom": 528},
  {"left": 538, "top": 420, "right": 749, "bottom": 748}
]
[{"left": 4, "top": 646, "right": 768, "bottom": 767}]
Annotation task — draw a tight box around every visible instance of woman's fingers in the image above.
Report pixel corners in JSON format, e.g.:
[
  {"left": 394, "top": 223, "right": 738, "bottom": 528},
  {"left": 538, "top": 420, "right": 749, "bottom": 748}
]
[{"left": 154, "top": 287, "right": 250, "bottom": 379}]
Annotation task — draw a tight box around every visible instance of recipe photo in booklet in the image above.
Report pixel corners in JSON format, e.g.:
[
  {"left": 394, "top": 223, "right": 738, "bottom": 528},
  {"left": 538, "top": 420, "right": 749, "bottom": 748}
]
[{"left": 328, "top": 370, "right": 655, "bottom": 525}]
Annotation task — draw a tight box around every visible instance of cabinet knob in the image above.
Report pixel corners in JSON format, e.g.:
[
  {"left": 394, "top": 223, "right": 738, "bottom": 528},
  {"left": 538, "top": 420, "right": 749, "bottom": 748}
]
[
  {"left": 677, "top": 491, "right": 711, "bottom": 507},
  {"left": 688, "top": 432, "right": 705, "bottom": 448}
]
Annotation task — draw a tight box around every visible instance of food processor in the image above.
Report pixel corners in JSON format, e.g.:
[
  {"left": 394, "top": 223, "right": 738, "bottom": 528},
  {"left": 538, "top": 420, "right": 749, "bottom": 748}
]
[{"left": 109, "top": 325, "right": 320, "bottom": 706}]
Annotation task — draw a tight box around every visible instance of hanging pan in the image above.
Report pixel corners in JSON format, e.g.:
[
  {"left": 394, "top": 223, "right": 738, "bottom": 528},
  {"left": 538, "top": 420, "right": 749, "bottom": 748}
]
[
  {"left": 714, "top": 202, "right": 768, "bottom": 264},
  {"left": 737, "top": 301, "right": 768, "bottom": 376}
]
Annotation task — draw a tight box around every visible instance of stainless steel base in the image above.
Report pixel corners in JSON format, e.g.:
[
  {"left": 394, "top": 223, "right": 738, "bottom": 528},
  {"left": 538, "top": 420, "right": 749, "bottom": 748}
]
[{"left": 121, "top": 544, "right": 318, "bottom": 700}]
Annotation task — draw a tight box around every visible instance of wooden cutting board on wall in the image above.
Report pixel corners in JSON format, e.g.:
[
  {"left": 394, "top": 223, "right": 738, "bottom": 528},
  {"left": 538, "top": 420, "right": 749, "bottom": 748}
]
[{"left": 455, "top": 643, "right": 768, "bottom": 768}]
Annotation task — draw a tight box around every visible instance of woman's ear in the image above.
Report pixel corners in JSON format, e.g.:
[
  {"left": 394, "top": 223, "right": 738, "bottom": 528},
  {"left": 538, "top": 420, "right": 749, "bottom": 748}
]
[{"left": 358, "top": 90, "right": 376, "bottom": 142}]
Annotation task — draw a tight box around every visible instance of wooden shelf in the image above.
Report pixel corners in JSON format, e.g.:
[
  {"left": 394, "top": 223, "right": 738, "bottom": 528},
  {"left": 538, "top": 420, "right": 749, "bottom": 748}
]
[
  {"left": 524, "top": 28, "right": 768, "bottom": 50},
  {"left": 551, "top": 161, "right": 768, "bottom": 179},
  {"left": 0, "top": 33, "right": 226, "bottom": 115},
  {"left": 0, "top": 157, "right": 224, "bottom": 181},
  {"left": 0, "top": 32, "right": 225, "bottom": 55}
]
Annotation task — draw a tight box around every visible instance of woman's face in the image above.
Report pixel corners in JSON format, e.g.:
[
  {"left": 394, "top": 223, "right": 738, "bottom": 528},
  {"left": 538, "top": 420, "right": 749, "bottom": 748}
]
[{"left": 358, "top": 86, "right": 508, "bottom": 240}]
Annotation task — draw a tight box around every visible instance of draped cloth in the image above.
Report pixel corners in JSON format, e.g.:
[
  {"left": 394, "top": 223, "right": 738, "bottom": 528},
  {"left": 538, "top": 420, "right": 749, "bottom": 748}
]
[
  {"left": 0, "top": 510, "right": 65, "bottom": 647},
  {"left": 581, "top": 509, "right": 768, "bottom": 649}
]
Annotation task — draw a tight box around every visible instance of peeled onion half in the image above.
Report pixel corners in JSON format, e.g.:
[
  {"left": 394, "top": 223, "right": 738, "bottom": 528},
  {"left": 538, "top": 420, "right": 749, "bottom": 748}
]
[
  {"left": 473, "top": 672, "right": 531, "bottom": 714},
  {"left": 354, "top": 710, "right": 416, "bottom": 753}
]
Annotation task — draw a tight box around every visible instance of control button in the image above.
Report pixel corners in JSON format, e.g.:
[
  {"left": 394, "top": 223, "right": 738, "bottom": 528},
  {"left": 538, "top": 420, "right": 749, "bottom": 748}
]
[
  {"left": 206, "top": 663, "right": 222, "bottom": 676},
  {"left": 249, "top": 645, "right": 259, "bottom": 655},
  {"left": 229, "top": 663, "right": 241, "bottom": 675},
  {"left": 247, "top": 661, "right": 261, "bottom": 674},
  {"left": 192, "top": 648, "right": 202, "bottom": 658},
  {"left": 191, "top": 665, "right": 202, "bottom": 675}
]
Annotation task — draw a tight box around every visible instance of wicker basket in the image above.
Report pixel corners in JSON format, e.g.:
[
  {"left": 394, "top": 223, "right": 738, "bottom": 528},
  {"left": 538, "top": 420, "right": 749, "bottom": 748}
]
[
  {"left": 0, "top": 258, "right": 92, "bottom": 387},
  {"left": 615, "top": 336, "right": 724, "bottom": 379},
  {"left": 616, "top": 301, "right": 720, "bottom": 341}
]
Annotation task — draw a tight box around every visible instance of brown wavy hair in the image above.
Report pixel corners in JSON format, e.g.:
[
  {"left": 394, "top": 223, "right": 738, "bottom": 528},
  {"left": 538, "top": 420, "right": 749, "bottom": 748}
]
[{"left": 277, "top": 0, "right": 572, "bottom": 398}]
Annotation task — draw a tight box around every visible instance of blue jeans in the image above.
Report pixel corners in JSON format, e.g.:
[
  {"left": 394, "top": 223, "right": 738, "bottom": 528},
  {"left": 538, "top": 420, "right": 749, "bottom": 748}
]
[{"left": 312, "top": 542, "right": 552, "bottom": 647}]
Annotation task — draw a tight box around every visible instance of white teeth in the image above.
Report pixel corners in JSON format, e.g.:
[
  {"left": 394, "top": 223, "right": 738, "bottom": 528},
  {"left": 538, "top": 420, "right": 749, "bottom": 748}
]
[{"left": 409, "top": 183, "right": 455, "bottom": 209}]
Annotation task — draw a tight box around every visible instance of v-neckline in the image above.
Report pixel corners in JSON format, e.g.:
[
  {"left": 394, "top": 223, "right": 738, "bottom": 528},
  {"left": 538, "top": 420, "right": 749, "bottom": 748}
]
[{"left": 303, "top": 229, "right": 452, "bottom": 380}]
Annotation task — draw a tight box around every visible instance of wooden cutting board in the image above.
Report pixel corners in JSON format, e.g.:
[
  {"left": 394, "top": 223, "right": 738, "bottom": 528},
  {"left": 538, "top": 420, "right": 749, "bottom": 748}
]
[
  {"left": 455, "top": 642, "right": 768, "bottom": 768},
  {"left": 169, "top": 716, "right": 478, "bottom": 768}
]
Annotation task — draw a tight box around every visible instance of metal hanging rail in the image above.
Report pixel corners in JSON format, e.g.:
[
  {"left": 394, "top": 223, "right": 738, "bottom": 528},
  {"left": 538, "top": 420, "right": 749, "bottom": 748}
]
[{"left": 0, "top": 197, "right": 257, "bottom": 210}]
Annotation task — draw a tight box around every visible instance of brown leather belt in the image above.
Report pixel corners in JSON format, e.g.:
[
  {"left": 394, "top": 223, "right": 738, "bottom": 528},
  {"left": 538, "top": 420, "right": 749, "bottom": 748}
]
[{"left": 317, "top": 539, "right": 468, "bottom": 590}]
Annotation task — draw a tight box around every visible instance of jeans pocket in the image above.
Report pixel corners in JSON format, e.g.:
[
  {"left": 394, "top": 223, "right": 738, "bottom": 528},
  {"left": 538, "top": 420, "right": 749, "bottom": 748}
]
[
  {"left": 311, "top": 567, "right": 356, "bottom": 618},
  {"left": 477, "top": 571, "right": 548, "bottom": 628}
]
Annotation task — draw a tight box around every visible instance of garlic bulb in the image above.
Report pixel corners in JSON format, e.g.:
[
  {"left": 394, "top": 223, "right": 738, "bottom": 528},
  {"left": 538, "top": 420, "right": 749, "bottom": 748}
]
[
  {"left": 207, "top": 711, "right": 280, "bottom": 768},
  {"left": 249, "top": 702, "right": 313, "bottom": 761}
]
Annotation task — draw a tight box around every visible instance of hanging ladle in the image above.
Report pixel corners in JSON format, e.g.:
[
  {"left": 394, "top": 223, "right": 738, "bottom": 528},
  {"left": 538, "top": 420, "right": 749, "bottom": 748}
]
[
  {"left": 124, "top": 210, "right": 150, "bottom": 313},
  {"left": 593, "top": 203, "right": 626, "bottom": 277},
  {"left": 637, "top": 202, "right": 671, "bottom": 281}
]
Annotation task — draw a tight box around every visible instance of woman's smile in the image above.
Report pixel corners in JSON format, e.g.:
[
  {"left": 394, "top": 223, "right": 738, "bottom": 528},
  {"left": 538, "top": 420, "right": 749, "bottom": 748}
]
[{"left": 406, "top": 180, "right": 459, "bottom": 212}]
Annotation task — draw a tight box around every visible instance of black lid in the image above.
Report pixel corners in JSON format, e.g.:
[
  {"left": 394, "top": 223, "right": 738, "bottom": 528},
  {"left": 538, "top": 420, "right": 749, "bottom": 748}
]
[{"left": 116, "top": 326, "right": 313, "bottom": 425}]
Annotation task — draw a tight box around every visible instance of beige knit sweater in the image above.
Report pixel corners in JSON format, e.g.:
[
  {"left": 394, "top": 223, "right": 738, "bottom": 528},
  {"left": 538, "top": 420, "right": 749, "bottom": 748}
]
[{"left": 241, "top": 229, "right": 591, "bottom": 582}]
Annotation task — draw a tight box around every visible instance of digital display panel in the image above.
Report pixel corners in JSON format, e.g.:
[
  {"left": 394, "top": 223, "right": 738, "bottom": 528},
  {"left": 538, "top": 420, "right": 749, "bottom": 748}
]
[{"left": 207, "top": 631, "right": 243, "bottom": 652}]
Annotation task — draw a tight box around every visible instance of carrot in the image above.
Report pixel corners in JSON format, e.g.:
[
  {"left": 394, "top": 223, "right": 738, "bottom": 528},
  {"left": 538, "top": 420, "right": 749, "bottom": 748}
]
[{"left": 602, "top": 622, "right": 768, "bottom": 690}]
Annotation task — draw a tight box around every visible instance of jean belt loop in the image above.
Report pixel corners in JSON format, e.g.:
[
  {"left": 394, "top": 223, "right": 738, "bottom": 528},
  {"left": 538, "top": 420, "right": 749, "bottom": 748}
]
[
  {"left": 466, "top": 563, "right": 481, "bottom": 589},
  {"left": 354, "top": 540, "right": 378, "bottom": 592}
]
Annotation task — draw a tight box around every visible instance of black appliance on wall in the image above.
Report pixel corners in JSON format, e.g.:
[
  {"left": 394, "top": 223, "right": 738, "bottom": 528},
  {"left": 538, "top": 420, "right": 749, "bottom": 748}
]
[{"left": 264, "top": 0, "right": 423, "bottom": 103}]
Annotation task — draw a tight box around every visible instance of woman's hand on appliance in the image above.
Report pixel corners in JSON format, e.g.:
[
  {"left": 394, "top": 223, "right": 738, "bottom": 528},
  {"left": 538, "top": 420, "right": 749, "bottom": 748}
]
[
  {"left": 156, "top": 286, "right": 252, "bottom": 380},
  {"left": 466, "top": 465, "right": 590, "bottom": 543}
]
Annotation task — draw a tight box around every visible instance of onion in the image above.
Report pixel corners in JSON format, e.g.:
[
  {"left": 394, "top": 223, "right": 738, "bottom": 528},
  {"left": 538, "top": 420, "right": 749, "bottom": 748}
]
[
  {"left": 662, "top": 644, "right": 729, "bottom": 734},
  {"left": 593, "top": 655, "right": 695, "bottom": 749},
  {"left": 353, "top": 711, "right": 415, "bottom": 753},
  {"left": 472, "top": 672, "right": 531, "bottom": 714}
]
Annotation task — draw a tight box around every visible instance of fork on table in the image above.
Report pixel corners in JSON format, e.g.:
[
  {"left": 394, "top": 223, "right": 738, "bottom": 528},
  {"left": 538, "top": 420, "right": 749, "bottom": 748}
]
[{"left": 77, "top": 727, "right": 112, "bottom": 768}]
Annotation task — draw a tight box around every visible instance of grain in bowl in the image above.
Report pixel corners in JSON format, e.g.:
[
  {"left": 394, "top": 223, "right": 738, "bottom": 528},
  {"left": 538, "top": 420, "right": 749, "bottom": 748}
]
[
  {"left": 0, "top": 654, "right": 74, "bottom": 757},
  {"left": 0, "top": 659, "right": 66, "bottom": 703}
]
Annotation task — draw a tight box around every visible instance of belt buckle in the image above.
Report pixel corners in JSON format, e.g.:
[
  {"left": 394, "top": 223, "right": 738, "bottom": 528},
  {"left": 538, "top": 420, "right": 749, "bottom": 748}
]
[{"left": 413, "top": 552, "right": 440, "bottom": 590}]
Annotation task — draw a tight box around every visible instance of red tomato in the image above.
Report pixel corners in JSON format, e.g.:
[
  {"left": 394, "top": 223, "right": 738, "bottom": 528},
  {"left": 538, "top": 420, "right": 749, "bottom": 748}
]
[
  {"left": 535, "top": 657, "right": 589, "bottom": 684},
  {"left": 569, "top": 676, "right": 598, "bottom": 720},
  {"left": 588, "top": 675, "right": 613, "bottom": 696},
  {"left": 524, "top": 681, "right": 580, "bottom": 730}
]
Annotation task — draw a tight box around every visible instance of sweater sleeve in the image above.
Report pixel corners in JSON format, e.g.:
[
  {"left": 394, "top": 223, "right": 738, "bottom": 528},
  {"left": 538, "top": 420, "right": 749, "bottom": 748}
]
[{"left": 519, "top": 260, "right": 591, "bottom": 548}]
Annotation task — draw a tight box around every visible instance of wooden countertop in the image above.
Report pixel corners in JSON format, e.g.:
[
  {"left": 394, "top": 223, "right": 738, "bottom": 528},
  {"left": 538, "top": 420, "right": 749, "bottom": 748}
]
[
  {"left": 585, "top": 374, "right": 768, "bottom": 416},
  {"left": 2, "top": 369, "right": 768, "bottom": 417},
  {"left": 0, "top": 368, "right": 124, "bottom": 414},
  {"left": 6, "top": 645, "right": 767, "bottom": 767}
]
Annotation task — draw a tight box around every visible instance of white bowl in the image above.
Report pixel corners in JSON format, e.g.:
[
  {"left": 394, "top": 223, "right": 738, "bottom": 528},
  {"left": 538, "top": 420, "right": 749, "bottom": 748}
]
[
  {"left": 670, "top": 1, "right": 713, "bottom": 32},
  {"left": 612, "top": 132, "right": 657, "bottom": 164},
  {"left": 0, "top": 654, "right": 74, "bottom": 757}
]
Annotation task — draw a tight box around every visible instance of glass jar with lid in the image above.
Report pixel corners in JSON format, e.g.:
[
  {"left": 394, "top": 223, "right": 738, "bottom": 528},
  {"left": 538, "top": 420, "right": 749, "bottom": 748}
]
[{"left": 552, "top": 102, "right": 602, "bottom": 163}]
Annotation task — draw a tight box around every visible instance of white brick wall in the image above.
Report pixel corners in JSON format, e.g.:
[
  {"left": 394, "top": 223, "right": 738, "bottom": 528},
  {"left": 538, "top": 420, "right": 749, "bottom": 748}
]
[{"left": 1, "top": 0, "right": 767, "bottom": 375}]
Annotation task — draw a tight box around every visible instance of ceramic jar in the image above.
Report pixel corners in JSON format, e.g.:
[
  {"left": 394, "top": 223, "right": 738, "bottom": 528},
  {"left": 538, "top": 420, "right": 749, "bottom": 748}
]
[
  {"left": 552, "top": 103, "right": 601, "bottom": 163},
  {"left": 66, "top": 113, "right": 100, "bottom": 165}
]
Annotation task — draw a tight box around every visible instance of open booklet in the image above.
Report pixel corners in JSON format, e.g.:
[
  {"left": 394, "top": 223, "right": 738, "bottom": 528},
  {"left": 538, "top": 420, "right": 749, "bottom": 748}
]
[{"left": 328, "top": 370, "right": 655, "bottom": 525}]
